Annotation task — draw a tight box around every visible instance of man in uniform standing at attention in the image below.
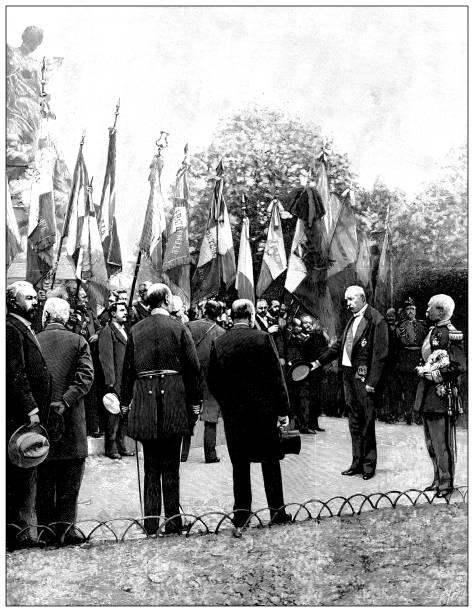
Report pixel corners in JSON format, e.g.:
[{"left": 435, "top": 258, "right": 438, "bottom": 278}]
[
  {"left": 208, "top": 299, "right": 292, "bottom": 537},
  {"left": 121, "top": 283, "right": 202, "bottom": 535},
  {"left": 414, "top": 294, "right": 465, "bottom": 498},
  {"left": 6, "top": 281, "right": 51, "bottom": 549},
  {"left": 312, "top": 286, "right": 388, "bottom": 480}
]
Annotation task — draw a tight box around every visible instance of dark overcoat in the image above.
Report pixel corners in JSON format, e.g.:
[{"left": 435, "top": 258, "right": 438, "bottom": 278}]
[
  {"left": 208, "top": 324, "right": 290, "bottom": 462},
  {"left": 318, "top": 305, "right": 389, "bottom": 389},
  {"left": 37, "top": 323, "right": 94, "bottom": 459},
  {"left": 98, "top": 322, "right": 127, "bottom": 396},
  {"left": 120, "top": 313, "right": 202, "bottom": 440},
  {"left": 187, "top": 319, "right": 225, "bottom": 423},
  {"left": 6, "top": 313, "right": 51, "bottom": 437},
  {"left": 414, "top": 323, "right": 466, "bottom": 415}
]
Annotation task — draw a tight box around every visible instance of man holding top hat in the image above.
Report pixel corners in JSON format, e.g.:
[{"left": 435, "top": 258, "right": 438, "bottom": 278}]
[
  {"left": 312, "top": 286, "right": 389, "bottom": 480},
  {"left": 6, "top": 281, "right": 51, "bottom": 549}
]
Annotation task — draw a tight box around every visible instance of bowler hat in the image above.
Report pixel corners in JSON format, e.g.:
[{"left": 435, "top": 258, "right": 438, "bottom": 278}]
[
  {"left": 8, "top": 423, "right": 50, "bottom": 468},
  {"left": 103, "top": 392, "right": 120, "bottom": 415}
]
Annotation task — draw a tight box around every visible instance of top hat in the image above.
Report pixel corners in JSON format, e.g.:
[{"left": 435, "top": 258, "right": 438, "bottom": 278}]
[
  {"left": 287, "top": 359, "right": 313, "bottom": 383},
  {"left": 8, "top": 423, "right": 50, "bottom": 468},
  {"left": 103, "top": 392, "right": 120, "bottom": 415}
]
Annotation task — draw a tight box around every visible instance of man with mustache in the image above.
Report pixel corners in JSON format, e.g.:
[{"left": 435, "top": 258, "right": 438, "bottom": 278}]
[
  {"left": 312, "top": 286, "right": 388, "bottom": 480},
  {"left": 6, "top": 281, "right": 51, "bottom": 549}
]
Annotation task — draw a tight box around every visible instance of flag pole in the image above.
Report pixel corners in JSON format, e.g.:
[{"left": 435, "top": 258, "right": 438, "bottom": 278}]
[
  {"left": 51, "top": 132, "right": 86, "bottom": 289},
  {"left": 128, "top": 132, "right": 169, "bottom": 309}
]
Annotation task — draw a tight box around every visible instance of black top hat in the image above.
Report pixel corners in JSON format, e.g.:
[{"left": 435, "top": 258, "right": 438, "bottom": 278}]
[{"left": 287, "top": 359, "right": 313, "bottom": 383}]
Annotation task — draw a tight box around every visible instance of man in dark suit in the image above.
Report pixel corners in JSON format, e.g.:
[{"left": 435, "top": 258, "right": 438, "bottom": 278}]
[
  {"left": 6, "top": 281, "right": 51, "bottom": 549},
  {"left": 130, "top": 281, "right": 151, "bottom": 327},
  {"left": 414, "top": 294, "right": 466, "bottom": 498},
  {"left": 98, "top": 301, "right": 134, "bottom": 459},
  {"left": 121, "top": 283, "right": 202, "bottom": 535},
  {"left": 313, "top": 286, "right": 388, "bottom": 480},
  {"left": 208, "top": 299, "right": 292, "bottom": 536},
  {"left": 187, "top": 300, "right": 226, "bottom": 463},
  {"left": 36, "top": 297, "right": 94, "bottom": 544}
]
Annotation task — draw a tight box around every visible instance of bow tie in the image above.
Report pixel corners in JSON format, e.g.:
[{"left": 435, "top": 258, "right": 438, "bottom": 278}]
[{"left": 353, "top": 311, "right": 364, "bottom": 318}]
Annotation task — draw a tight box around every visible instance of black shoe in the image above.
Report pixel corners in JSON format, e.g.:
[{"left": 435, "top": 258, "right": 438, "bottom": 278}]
[
  {"left": 119, "top": 451, "right": 135, "bottom": 457},
  {"left": 300, "top": 428, "right": 317, "bottom": 434},
  {"left": 106, "top": 453, "right": 122, "bottom": 460},
  {"left": 61, "top": 533, "right": 86, "bottom": 546},
  {"left": 232, "top": 526, "right": 244, "bottom": 538},
  {"left": 424, "top": 482, "right": 438, "bottom": 492},
  {"left": 341, "top": 468, "right": 362, "bottom": 476},
  {"left": 436, "top": 488, "right": 453, "bottom": 498},
  {"left": 205, "top": 457, "right": 220, "bottom": 463},
  {"left": 313, "top": 427, "right": 325, "bottom": 432},
  {"left": 363, "top": 473, "right": 375, "bottom": 480},
  {"left": 271, "top": 512, "right": 292, "bottom": 525},
  {"left": 165, "top": 520, "right": 191, "bottom": 535},
  {"left": 90, "top": 431, "right": 103, "bottom": 438}
]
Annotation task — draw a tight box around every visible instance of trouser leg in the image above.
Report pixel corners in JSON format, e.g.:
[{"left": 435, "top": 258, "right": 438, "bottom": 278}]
[
  {"left": 261, "top": 460, "right": 285, "bottom": 519},
  {"left": 423, "top": 414, "right": 454, "bottom": 492},
  {"left": 204, "top": 421, "right": 217, "bottom": 461},
  {"left": 116, "top": 416, "right": 128, "bottom": 455},
  {"left": 231, "top": 459, "right": 252, "bottom": 527},
  {"left": 142, "top": 440, "right": 162, "bottom": 534},
  {"left": 55, "top": 458, "right": 86, "bottom": 539},
  {"left": 422, "top": 415, "right": 439, "bottom": 486},
  {"left": 105, "top": 412, "right": 120, "bottom": 455},
  {"left": 36, "top": 461, "right": 57, "bottom": 536},
  {"left": 180, "top": 434, "right": 191, "bottom": 462},
  {"left": 6, "top": 461, "right": 37, "bottom": 546},
  {"left": 308, "top": 374, "right": 322, "bottom": 429},
  {"left": 343, "top": 371, "right": 363, "bottom": 469},
  {"left": 161, "top": 435, "right": 183, "bottom": 533}
]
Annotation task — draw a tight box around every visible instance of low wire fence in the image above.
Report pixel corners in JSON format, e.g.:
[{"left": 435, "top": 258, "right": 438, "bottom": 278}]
[{"left": 8, "top": 485, "right": 467, "bottom": 549}]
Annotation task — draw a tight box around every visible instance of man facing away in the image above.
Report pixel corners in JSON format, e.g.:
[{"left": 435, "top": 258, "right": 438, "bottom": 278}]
[
  {"left": 130, "top": 281, "right": 151, "bottom": 327},
  {"left": 313, "top": 286, "right": 388, "bottom": 480},
  {"left": 414, "top": 294, "right": 466, "bottom": 498},
  {"left": 121, "top": 283, "right": 202, "bottom": 535},
  {"left": 187, "top": 300, "right": 226, "bottom": 463},
  {"left": 36, "top": 298, "right": 94, "bottom": 544},
  {"left": 6, "top": 281, "right": 51, "bottom": 549},
  {"left": 208, "top": 299, "right": 292, "bottom": 537},
  {"left": 98, "top": 300, "right": 134, "bottom": 460}
]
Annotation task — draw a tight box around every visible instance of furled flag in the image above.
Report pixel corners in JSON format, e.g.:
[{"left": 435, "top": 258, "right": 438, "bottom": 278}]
[
  {"left": 256, "top": 200, "right": 287, "bottom": 297},
  {"left": 192, "top": 161, "right": 236, "bottom": 300},
  {"left": 74, "top": 180, "right": 109, "bottom": 307},
  {"left": 314, "top": 161, "right": 341, "bottom": 240},
  {"left": 26, "top": 133, "right": 57, "bottom": 286},
  {"left": 98, "top": 123, "right": 122, "bottom": 277},
  {"left": 162, "top": 146, "right": 192, "bottom": 307},
  {"left": 235, "top": 215, "right": 254, "bottom": 303},
  {"left": 7, "top": 180, "right": 21, "bottom": 269},
  {"left": 63, "top": 142, "right": 89, "bottom": 267},
  {"left": 374, "top": 225, "right": 393, "bottom": 314},
  {"left": 327, "top": 196, "right": 358, "bottom": 279},
  {"left": 355, "top": 228, "right": 373, "bottom": 296},
  {"left": 138, "top": 152, "right": 167, "bottom": 276}
]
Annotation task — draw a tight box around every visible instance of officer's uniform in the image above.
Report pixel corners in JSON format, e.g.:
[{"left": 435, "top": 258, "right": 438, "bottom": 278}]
[{"left": 414, "top": 322, "right": 466, "bottom": 495}]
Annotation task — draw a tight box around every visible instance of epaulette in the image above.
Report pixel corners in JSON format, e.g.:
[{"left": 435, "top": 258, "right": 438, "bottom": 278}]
[{"left": 447, "top": 323, "right": 463, "bottom": 342}]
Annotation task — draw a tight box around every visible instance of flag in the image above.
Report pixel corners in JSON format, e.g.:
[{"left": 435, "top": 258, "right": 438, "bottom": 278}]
[
  {"left": 7, "top": 181, "right": 21, "bottom": 268},
  {"left": 74, "top": 181, "right": 109, "bottom": 307},
  {"left": 355, "top": 228, "right": 372, "bottom": 295},
  {"left": 98, "top": 126, "right": 122, "bottom": 276},
  {"left": 138, "top": 152, "right": 167, "bottom": 275},
  {"left": 235, "top": 216, "right": 254, "bottom": 302},
  {"left": 256, "top": 201, "right": 287, "bottom": 297},
  {"left": 374, "top": 227, "right": 392, "bottom": 314},
  {"left": 314, "top": 162, "right": 341, "bottom": 239},
  {"left": 192, "top": 161, "right": 236, "bottom": 300},
  {"left": 26, "top": 135, "right": 57, "bottom": 286},
  {"left": 162, "top": 150, "right": 192, "bottom": 307},
  {"left": 327, "top": 196, "right": 358, "bottom": 278},
  {"left": 64, "top": 145, "right": 89, "bottom": 266}
]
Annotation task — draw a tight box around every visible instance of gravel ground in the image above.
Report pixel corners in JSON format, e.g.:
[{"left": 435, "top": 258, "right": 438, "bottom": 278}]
[{"left": 7, "top": 503, "right": 467, "bottom": 606}]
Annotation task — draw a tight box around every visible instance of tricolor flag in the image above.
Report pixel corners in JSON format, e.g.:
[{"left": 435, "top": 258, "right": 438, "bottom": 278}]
[
  {"left": 98, "top": 125, "right": 122, "bottom": 276},
  {"left": 256, "top": 200, "right": 287, "bottom": 297},
  {"left": 192, "top": 161, "right": 236, "bottom": 300},
  {"left": 374, "top": 225, "right": 393, "bottom": 314},
  {"left": 64, "top": 144, "right": 89, "bottom": 267},
  {"left": 7, "top": 181, "right": 21, "bottom": 268},
  {"left": 138, "top": 152, "right": 167, "bottom": 276},
  {"left": 355, "top": 228, "right": 373, "bottom": 296},
  {"left": 235, "top": 215, "right": 254, "bottom": 302},
  {"left": 26, "top": 134, "right": 57, "bottom": 286},
  {"left": 162, "top": 147, "right": 192, "bottom": 307},
  {"left": 327, "top": 196, "right": 358, "bottom": 278}
]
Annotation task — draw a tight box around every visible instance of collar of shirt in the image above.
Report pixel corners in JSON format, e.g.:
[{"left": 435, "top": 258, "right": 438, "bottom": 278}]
[
  {"left": 151, "top": 307, "right": 170, "bottom": 317},
  {"left": 10, "top": 312, "right": 32, "bottom": 328},
  {"left": 353, "top": 304, "right": 368, "bottom": 319},
  {"left": 436, "top": 318, "right": 451, "bottom": 327},
  {"left": 112, "top": 320, "right": 128, "bottom": 339}
]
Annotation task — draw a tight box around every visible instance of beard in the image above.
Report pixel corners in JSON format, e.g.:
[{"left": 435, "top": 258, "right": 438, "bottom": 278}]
[{"left": 12, "top": 304, "right": 37, "bottom": 322}]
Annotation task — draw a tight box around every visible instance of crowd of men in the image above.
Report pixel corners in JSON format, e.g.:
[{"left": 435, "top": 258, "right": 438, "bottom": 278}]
[{"left": 6, "top": 278, "right": 466, "bottom": 548}]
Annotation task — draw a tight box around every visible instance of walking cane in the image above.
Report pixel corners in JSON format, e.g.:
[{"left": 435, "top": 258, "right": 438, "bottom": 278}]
[{"left": 135, "top": 440, "right": 144, "bottom": 517}]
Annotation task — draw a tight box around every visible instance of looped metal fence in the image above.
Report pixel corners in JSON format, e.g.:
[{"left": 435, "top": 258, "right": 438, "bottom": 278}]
[{"left": 8, "top": 486, "right": 467, "bottom": 549}]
